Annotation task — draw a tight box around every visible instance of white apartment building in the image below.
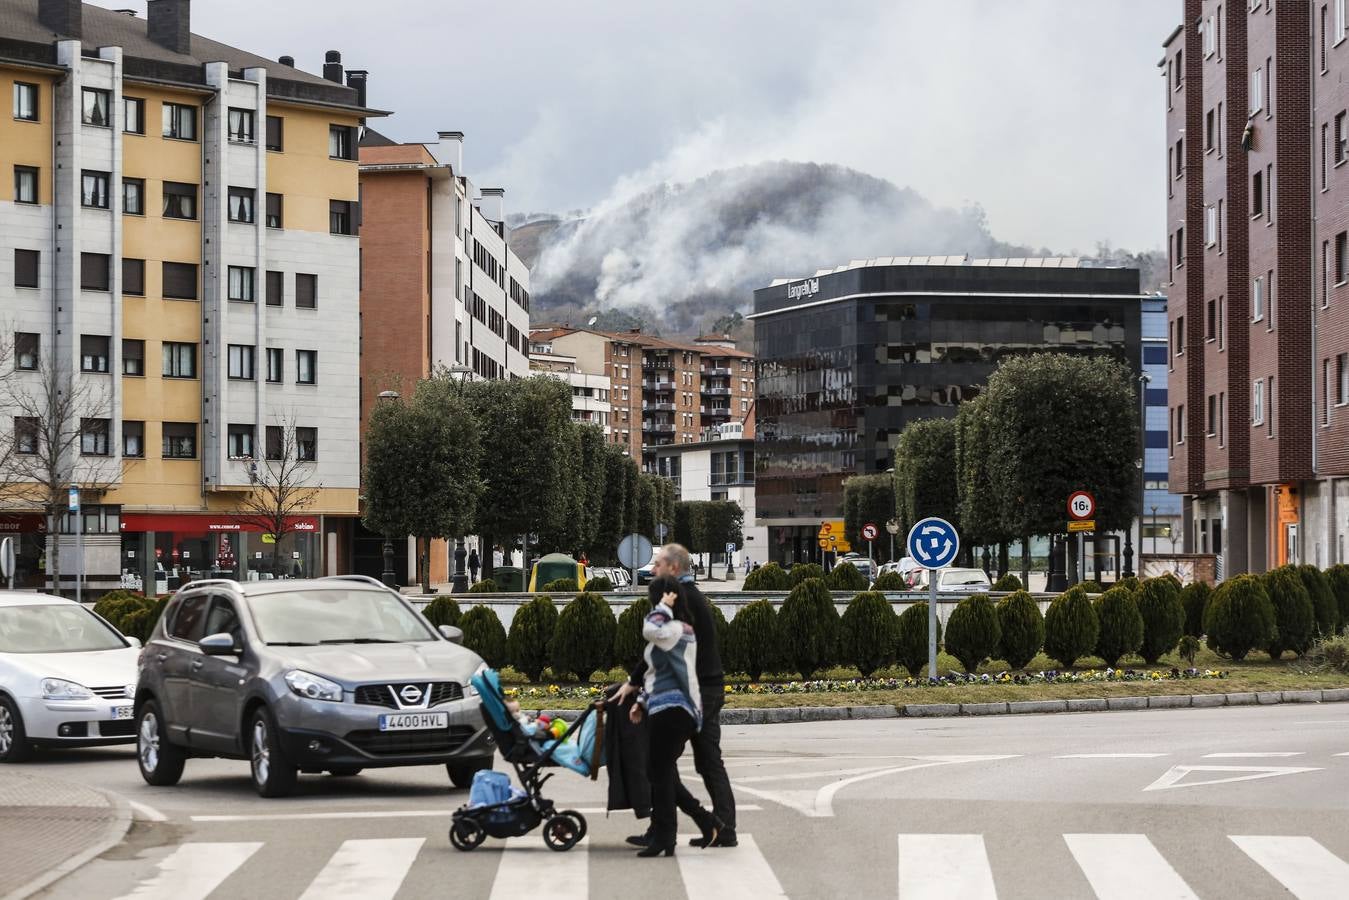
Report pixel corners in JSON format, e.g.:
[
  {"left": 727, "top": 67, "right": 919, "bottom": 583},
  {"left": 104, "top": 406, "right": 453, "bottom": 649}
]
[{"left": 529, "top": 348, "right": 612, "bottom": 434}]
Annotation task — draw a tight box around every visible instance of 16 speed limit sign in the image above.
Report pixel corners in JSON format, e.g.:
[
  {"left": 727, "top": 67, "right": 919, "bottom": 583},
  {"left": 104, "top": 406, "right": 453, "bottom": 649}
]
[{"left": 1068, "top": 491, "right": 1095, "bottom": 520}]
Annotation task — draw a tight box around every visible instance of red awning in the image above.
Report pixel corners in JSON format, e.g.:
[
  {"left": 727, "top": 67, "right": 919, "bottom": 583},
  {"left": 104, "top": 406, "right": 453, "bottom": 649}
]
[{"left": 120, "top": 514, "right": 320, "bottom": 533}]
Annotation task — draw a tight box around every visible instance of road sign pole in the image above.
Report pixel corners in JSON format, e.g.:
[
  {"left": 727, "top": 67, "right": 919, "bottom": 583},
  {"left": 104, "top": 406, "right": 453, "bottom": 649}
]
[{"left": 928, "top": 576, "right": 938, "bottom": 680}]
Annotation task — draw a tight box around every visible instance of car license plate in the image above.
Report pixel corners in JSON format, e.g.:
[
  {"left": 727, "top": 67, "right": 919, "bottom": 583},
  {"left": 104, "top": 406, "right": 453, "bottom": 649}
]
[
  {"left": 113, "top": 706, "right": 134, "bottom": 720},
  {"left": 378, "top": 712, "right": 448, "bottom": 732}
]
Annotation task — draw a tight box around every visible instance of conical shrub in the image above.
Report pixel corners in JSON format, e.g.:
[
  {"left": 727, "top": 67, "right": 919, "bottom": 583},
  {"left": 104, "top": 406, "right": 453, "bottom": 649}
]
[
  {"left": 1043, "top": 585, "right": 1099, "bottom": 669},
  {"left": 611, "top": 596, "right": 653, "bottom": 670},
  {"left": 995, "top": 590, "right": 1044, "bottom": 670},
  {"left": 895, "top": 601, "right": 941, "bottom": 677},
  {"left": 1116, "top": 575, "right": 1141, "bottom": 592},
  {"left": 1262, "top": 566, "right": 1315, "bottom": 659},
  {"left": 708, "top": 603, "right": 729, "bottom": 658},
  {"left": 1135, "top": 576, "right": 1185, "bottom": 664},
  {"left": 992, "top": 573, "right": 1023, "bottom": 592},
  {"left": 826, "top": 561, "right": 868, "bottom": 592},
  {"left": 778, "top": 577, "right": 840, "bottom": 677},
  {"left": 726, "top": 599, "right": 780, "bottom": 681},
  {"left": 743, "top": 562, "right": 791, "bottom": 592},
  {"left": 943, "top": 593, "right": 1001, "bottom": 673},
  {"left": 1077, "top": 580, "right": 1103, "bottom": 594},
  {"left": 550, "top": 592, "right": 617, "bottom": 682},
  {"left": 1296, "top": 565, "right": 1338, "bottom": 638},
  {"left": 423, "top": 595, "right": 462, "bottom": 628},
  {"left": 460, "top": 606, "right": 507, "bottom": 668},
  {"left": 790, "top": 563, "right": 824, "bottom": 586},
  {"left": 1180, "top": 581, "right": 1211, "bottom": 638},
  {"left": 507, "top": 595, "right": 558, "bottom": 681},
  {"left": 1093, "top": 586, "right": 1144, "bottom": 667},
  {"left": 872, "top": 571, "right": 907, "bottom": 591},
  {"left": 1204, "top": 574, "right": 1276, "bottom": 661},
  {"left": 585, "top": 575, "right": 614, "bottom": 592},
  {"left": 1326, "top": 564, "right": 1349, "bottom": 634},
  {"left": 839, "top": 591, "right": 897, "bottom": 676}
]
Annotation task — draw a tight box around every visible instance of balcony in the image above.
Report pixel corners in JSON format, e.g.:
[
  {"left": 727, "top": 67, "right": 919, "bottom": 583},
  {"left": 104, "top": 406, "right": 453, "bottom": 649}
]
[
  {"left": 701, "top": 366, "right": 732, "bottom": 377},
  {"left": 709, "top": 472, "right": 754, "bottom": 487},
  {"left": 643, "top": 380, "right": 675, "bottom": 393},
  {"left": 701, "top": 386, "right": 731, "bottom": 396},
  {"left": 643, "top": 401, "right": 675, "bottom": 412},
  {"left": 701, "top": 405, "right": 731, "bottom": 418},
  {"left": 643, "top": 421, "right": 676, "bottom": 434},
  {"left": 643, "top": 358, "right": 674, "bottom": 370}
]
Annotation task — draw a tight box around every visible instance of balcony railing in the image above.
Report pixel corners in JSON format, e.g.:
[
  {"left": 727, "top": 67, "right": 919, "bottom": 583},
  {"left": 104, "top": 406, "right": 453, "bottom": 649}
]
[
  {"left": 643, "top": 422, "right": 676, "bottom": 434},
  {"left": 701, "top": 366, "right": 732, "bottom": 377},
  {"left": 643, "top": 358, "right": 674, "bottom": 370},
  {"left": 643, "top": 381, "right": 676, "bottom": 392},
  {"left": 709, "top": 473, "right": 754, "bottom": 486},
  {"left": 642, "top": 401, "right": 676, "bottom": 412},
  {"left": 701, "top": 386, "right": 731, "bottom": 396},
  {"left": 700, "top": 405, "right": 731, "bottom": 417}
]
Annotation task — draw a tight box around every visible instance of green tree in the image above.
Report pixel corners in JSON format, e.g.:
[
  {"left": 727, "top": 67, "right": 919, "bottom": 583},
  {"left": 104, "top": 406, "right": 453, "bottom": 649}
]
[
  {"left": 995, "top": 591, "right": 1045, "bottom": 670},
  {"left": 535, "top": 422, "right": 584, "bottom": 555},
  {"left": 826, "top": 561, "right": 868, "bottom": 592},
  {"left": 423, "top": 596, "right": 462, "bottom": 628},
  {"left": 872, "top": 571, "right": 908, "bottom": 591},
  {"left": 590, "top": 445, "right": 630, "bottom": 563},
  {"left": 839, "top": 592, "right": 898, "bottom": 676},
  {"left": 1296, "top": 565, "right": 1339, "bottom": 638},
  {"left": 550, "top": 593, "right": 617, "bottom": 682},
  {"left": 672, "top": 501, "right": 701, "bottom": 552},
  {"left": 622, "top": 456, "right": 641, "bottom": 539},
  {"left": 956, "top": 395, "right": 1011, "bottom": 561},
  {"left": 743, "top": 562, "right": 791, "bottom": 592},
  {"left": 634, "top": 474, "right": 659, "bottom": 542},
  {"left": 1327, "top": 564, "right": 1349, "bottom": 634},
  {"left": 574, "top": 426, "right": 608, "bottom": 555},
  {"left": 892, "top": 418, "right": 958, "bottom": 537},
  {"left": 943, "top": 594, "right": 1001, "bottom": 673},
  {"left": 1204, "top": 575, "right": 1276, "bottom": 661},
  {"left": 790, "top": 563, "right": 825, "bottom": 585},
  {"left": 726, "top": 600, "right": 781, "bottom": 680},
  {"left": 1180, "top": 581, "right": 1212, "bottom": 638},
  {"left": 507, "top": 596, "right": 558, "bottom": 681},
  {"left": 778, "top": 578, "right": 840, "bottom": 677},
  {"left": 895, "top": 602, "right": 941, "bottom": 677},
  {"left": 993, "top": 574, "right": 1023, "bottom": 592},
  {"left": 1262, "top": 566, "right": 1316, "bottom": 659},
  {"left": 1043, "top": 586, "right": 1099, "bottom": 669},
  {"left": 612, "top": 596, "right": 653, "bottom": 670},
  {"left": 1135, "top": 577, "right": 1186, "bottom": 664},
  {"left": 460, "top": 606, "right": 508, "bottom": 668},
  {"left": 1094, "top": 586, "right": 1144, "bottom": 667},
  {"left": 698, "top": 501, "right": 745, "bottom": 558},
  {"left": 844, "top": 474, "right": 898, "bottom": 560}
]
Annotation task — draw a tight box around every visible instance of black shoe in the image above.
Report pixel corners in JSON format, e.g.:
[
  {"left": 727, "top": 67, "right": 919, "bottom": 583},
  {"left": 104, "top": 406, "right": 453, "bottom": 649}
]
[
  {"left": 636, "top": 843, "right": 675, "bottom": 858},
  {"left": 626, "top": 832, "right": 652, "bottom": 848},
  {"left": 709, "top": 831, "right": 737, "bottom": 848},
  {"left": 688, "top": 815, "right": 725, "bottom": 848}
]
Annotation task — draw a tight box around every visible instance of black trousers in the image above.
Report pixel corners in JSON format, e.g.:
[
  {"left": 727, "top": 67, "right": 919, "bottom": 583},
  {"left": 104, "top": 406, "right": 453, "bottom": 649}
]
[
  {"left": 674, "top": 689, "right": 736, "bottom": 833},
  {"left": 648, "top": 708, "right": 697, "bottom": 846}
]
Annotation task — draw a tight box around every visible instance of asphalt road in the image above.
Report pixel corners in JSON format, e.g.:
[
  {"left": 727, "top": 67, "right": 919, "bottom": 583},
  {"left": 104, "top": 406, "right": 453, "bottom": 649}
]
[{"left": 20, "top": 703, "right": 1349, "bottom": 899}]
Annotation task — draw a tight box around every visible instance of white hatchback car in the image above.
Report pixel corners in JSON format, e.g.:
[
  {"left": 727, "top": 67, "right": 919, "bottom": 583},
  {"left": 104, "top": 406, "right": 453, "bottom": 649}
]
[
  {"left": 0, "top": 592, "right": 141, "bottom": 762},
  {"left": 910, "top": 568, "right": 993, "bottom": 594}
]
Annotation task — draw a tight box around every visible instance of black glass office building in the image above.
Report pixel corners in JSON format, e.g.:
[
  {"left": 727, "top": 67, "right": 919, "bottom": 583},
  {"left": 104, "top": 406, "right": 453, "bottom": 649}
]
[{"left": 752, "top": 258, "right": 1142, "bottom": 564}]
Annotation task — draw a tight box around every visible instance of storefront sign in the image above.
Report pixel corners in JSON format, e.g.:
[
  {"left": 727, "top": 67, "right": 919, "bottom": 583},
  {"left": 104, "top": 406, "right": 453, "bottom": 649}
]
[
  {"left": 120, "top": 514, "right": 320, "bottom": 533},
  {"left": 786, "top": 277, "right": 821, "bottom": 301},
  {"left": 0, "top": 514, "right": 46, "bottom": 533}
]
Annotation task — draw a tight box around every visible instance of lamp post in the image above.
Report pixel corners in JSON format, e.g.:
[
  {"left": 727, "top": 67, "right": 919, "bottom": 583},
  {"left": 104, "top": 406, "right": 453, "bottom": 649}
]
[
  {"left": 1150, "top": 505, "right": 1159, "bottom": 555},
  {"left": 1123, "top": 373, "right": 1150, "bottom": 580},
  {"left": 447, "top": 364, "right": 473, "bottom": 593},
  {"left": 885, "top": 518, "right": 900, "bottom": 565},
  {"left": 377, "top": 390, "right": 400, "bottom": 588}
]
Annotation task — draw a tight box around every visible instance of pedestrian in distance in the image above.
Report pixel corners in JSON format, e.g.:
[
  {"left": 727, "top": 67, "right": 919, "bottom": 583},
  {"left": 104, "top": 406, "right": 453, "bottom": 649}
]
[
  {"left": 468, "top": 548, "right": 480, "bottom": 583},
  {"left": 743, "top": 556, "right": 751, "bottom": 576}
]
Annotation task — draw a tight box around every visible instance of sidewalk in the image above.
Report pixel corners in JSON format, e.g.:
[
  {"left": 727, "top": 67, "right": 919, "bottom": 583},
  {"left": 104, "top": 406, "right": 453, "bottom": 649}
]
[{"left": 0, "top": 770, "right": 131, "bottom": 900}]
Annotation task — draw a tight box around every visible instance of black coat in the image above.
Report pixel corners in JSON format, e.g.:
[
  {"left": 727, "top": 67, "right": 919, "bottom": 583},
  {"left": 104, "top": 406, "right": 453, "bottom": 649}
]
[{"left": 605, "top": 693, "right": 651, "bottom": 817}]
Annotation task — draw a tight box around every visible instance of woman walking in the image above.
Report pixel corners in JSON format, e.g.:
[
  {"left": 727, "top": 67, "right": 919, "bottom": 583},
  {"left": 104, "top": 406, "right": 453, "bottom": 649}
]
[{"left": 629, "top": 576, "right": 718, "bottom": 857}]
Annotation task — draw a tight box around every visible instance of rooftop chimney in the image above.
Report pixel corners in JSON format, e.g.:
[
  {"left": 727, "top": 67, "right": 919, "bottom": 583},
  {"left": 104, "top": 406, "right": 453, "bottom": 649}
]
[
  {"left": 38, "top": 0, "right": 82, "bottom": 38},
  {"left": 478, "top": 188, "right": 505, "bottom": 223},
  {"left": 278, "top": 54, "right": 295, "bottom": 67},
  {"left": 147, "top": 0, "right": 191, "bottom": 55},
  {"left": 323, "top": 50, "right": 343, "bottom": 84},
  {"left": 345, "top": 69, "right": 368, "bottom": 110},
  {"left": 431, "top": 131, "right": 464, "bottom": 173}
]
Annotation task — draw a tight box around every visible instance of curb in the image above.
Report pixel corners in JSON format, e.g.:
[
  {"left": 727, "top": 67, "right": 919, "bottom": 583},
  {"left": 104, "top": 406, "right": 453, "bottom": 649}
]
[{"left": 1, "top": 783, "right": 133, "bottom": 900}]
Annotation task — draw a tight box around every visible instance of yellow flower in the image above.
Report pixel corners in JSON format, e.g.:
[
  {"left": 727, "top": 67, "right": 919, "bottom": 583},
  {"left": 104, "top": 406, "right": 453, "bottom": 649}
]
[
  {"left": 548, "top": 684, "right": 559, "bottom": 694},
  {"left": 724, "top": 684, "right": 733, "bottom": 694}
]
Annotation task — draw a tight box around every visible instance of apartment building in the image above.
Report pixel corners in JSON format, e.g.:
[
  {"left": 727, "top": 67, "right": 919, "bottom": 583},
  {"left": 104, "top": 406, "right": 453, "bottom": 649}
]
[
  {"left": 1161, "top": 0, "right": 1349, "bottom": 573},
  {"left": 1142, "top": 294, "right": 1184, "bottom": 554},
  {"left": 529, "top": 348, "right": 611, "bottom": 434},
  {"left": 0, "top": 0, "right": 371, "bottom": 592}
]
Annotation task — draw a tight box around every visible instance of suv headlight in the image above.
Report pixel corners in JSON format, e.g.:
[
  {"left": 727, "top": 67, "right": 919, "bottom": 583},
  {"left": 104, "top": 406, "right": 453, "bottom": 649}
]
[
  {"left": 463, "top": 662, "right": 489, "bottom": 697},
  {"left": 42, "top": 678, "right": 93, "bottom": 701},
  {"left": 284, "top": 670, "right": 343, "bottom": 702}
]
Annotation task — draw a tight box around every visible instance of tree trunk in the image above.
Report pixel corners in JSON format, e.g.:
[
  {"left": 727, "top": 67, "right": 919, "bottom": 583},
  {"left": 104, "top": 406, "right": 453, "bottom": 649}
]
[
  {"left": 47, "top": 510, "right": 60, "bottom": 595},
  {"left": 998, "top": 542, "right": 1010, "bottom": 579},
  {"left": 419, "top": 536, "right": 432, "bottom": 595},
  {"left": 481, "top": 533, "right": 494, "bottom": 580},
  {"left": 1020, "top": 535, "right": 1030, "bottom": 588}
]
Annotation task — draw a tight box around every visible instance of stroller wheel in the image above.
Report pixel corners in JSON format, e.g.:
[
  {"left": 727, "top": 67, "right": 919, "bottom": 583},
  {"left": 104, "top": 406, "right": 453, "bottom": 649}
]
[
  {"left": 449, "top": 817, "right": 486, "bottom": 851},
  {"left": 556, "top": 809, "right": 587, "bottom": 842},
  {"left": 542, "top": 811, "right": 585, "bottom": 852}
]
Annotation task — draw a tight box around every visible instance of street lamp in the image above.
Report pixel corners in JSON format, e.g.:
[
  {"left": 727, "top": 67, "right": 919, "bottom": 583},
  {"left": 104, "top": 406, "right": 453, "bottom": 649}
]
[
  {"left": 1150, "top": 505, "right": 1159, "bottom": 555},
  {"left": 1123, "top": 373, "right": 1150, "bottom": 580},
  {"left": 446, "top": 365, "right": 473, "bottom": 593},
  {"left": 377, "top": 390, "right": 400, "bottom": 588}
]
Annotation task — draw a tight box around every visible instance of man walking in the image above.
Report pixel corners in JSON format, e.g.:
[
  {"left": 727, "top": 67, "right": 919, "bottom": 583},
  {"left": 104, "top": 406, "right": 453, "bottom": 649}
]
[
  {"left": 468, "top": 547, "right": 480, "bottom": 583},
  {"left": 616, "top": 543, "right": 737, "bottom": 847}
]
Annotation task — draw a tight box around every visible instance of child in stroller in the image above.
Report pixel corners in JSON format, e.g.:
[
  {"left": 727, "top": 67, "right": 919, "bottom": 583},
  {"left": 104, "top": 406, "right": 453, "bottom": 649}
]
[{"left": 450, "top": 668, "right": 606, "bottom": 852}]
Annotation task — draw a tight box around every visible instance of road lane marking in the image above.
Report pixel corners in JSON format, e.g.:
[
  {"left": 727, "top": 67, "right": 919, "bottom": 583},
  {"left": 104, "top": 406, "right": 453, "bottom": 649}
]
[
  {"left": 1335, "top": 752, "right": 1349, "bottom": 757},
  {"left": 128, "top": 800, "right": 168, "bottom": 822},
  {"left": 1231, "top": 835, "right": 1349, "bottom": 900},
  {"left": 490, "top": 835, "right": 587, "bottom": 900},
  {"left": 1143, "top": 765, "right": 1323, "bottom": 792},
  {"left": 299, "top": 838, "right": 423, "bottom": 900},
  {"left": 1054, "top": 753, "right": 1168, "bottom": 759},
  {"left": 1203, "top": 751, "right": 1305, "bottom": 758},
  {"left": 678, "top": 834, "right": 787, "bottom": 899},
  {"left": 114, "top": 842, "right": 261, "bottom": 900},
  {"left": 897, "top": 834, "right": 996, "bottom": 899},
  {"left": 1064, "top": 834, "right": 1198, "bottom": 900},
  {"left": 190, "top": 805, "right": 760, "bottom": 823}
]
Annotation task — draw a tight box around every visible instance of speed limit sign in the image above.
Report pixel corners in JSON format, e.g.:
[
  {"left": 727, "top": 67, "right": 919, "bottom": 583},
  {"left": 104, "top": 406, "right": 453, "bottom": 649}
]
[{"left": 1068, "top": 491, "right": 1095, "bottom": 520}]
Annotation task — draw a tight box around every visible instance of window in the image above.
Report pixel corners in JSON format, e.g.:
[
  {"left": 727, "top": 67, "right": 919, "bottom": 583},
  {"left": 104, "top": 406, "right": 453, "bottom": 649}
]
[
  {"left": 1325, "top": 4, "right": 1332, "bottom": 72},
  {"left": 265, "top": 425, "right": 282, "bottom": 460},
  {"left": 329, "top": 200, "right": 355, "bottom": 235},
  {"left": 1219, "top": 296, "right": 1226, "bottom": 348},
  {"left": 1253, "top": 379, "right": 1265, "bottom": 425},
  {"left": 162, "top": 342, "right": 197, "bottom": 378},
  {"left": 228, "top": 266, "right": 255, "bottom": 302},
  {"left": 1252, "top": 170, "right": 1264, "bottom": 217},
  {"left": 1207, "top": 395, "right": 1218, "bottom": 436},
  {"left": 1339, "top": 354, "right": 1349, "bottom": 406},
  {"left": 1218, "top": 199, "right": 1225, "bottom": 250},
  {"left": 1204, "top": 205, "right": 1217, "bottom": 247},
  {"left": 80, "top": 418, "right": 110, "bottom": 456},
  {"left": 1264, "top": 57, "right": 1272, "bottom": 118},
  {"left": 80, "top": 253, "right": 110, "bottom": 291},
  {"left": 265, "top": 192, "right": 282, "bottom": 228},
  {"left": 13, "top": 249, "right": 38, "bottom": 288},
  {"left": 13, "top": 166, "right": 37, "bottom": 203},
  {"left": 162, "top": 182, "right": 197, "bottom": 219},
  {"left": 15, "top": 418, "right": 37, "bottom": 455},
  {"left": 266, "top": 270, "right": 283, "bottom": 306},
  {"left": 295, "top": 273, "right": 317, "bottom": 309},
  {"left": 162, "top": 262, "right": 198, "bottom": 300},
  {"left": 1323, "top": 123, "right": 1330, "bottom": 191},
  {"left": 122, "top": 339, "right": 144, "bottom": 376},
  {"left": 1202, "top": 15, "right": 1215, "bottom": 56},
  {"left": 13, "top": 82, "right": 37, "bottom": 121},
  {"left": 123, "top": 177, "right": 144, "bottom": 215},
  {"left": 1174, "top": 138, "right": 1183, "bottom": 179},
  {"left": 227, "top": 425, "right": 254, "bottom": 458},
  {"left": 123, "top": 257, "right": 145, "bottom": 296},
  {"left": 1325, "top": 359, "right": 1333, "bottom": 425},
  {"left": 1268, "top": 376, "right": 1275, "bottom": 436},
  {"left": 1338, "top": 112, "right": 1348, "bottom": 165},
  {"left": 1325, "top": 240, "right": 1333, "bottom": 307},
  {"left": 227, "top": 344, "right": 255, "bottom": 380},
  {"left": 1250, "top": 67, "right": 1263, "bottom": 115},
  {"left": 81, "top": 88, "right": 110, "bottom": 127},
  {"left": 266, "top": 347, "right": 283, "bottom": 382},
  {"left": 162, "top": 102, "right": 196, "bottom": 140},
  {"left": 123, "top": 96, "right": 143, "bottom": 134},
  {"left": 1265, "top": 163, "right": 1273, "bottom": 223},
  {"left": 1217, "top": 101, "right": 1224, "bottom": 155},
  {"left": 328, "top": 125, "right": 355, "bottom": 160},
  {"left": 1338, "top": 231, "right": 1349, "bottom": 284},
  {"left": 227, "top": 108, "right": 255, "bottom": 143},
  {"left": 81, "top": 170, "right": 110, "bottom": 208},
  {"left": 1340, "top": 0, "right": 1348, "bottom": 42},
  {"left": 122, "top": 421, "right": 144, "bottom": 458},
  {"left": 227, "top": 187, "right": 255, "bottom": 223},
  {"left": 1253, "top": 274, "right": 1265, "bottom": 320},
  {"left": 265, "top": 115, "right": 283, "bottom": 151},
  {"left": 1174, "top": 49, "right": 1183, "bottom": 90},
  {"left": 1205, "top": 108, "right": 1216, "bottom": 150},
  {"left": 15, "top": 333, "right": 38, "bottom": 371},
  {"left": 1268, "top": 268, "right": 1276, "bottom": 328},
  {"left": 296, "top": 350, "right": 317, "bottom": 385},
  {"left": 296, "top": 427, "right": 317, "bottom": 462},
  {"left": 80, "top": 335, "right": 109, "bottom": 373},
  {"left": 162, "top": 423, "right": 196, "bottom": 459},
  {"left": 1177, "top": 225, "right": 1185, "bottom": 264},
  {"left": 1206, "top": 299, "right": 1217, "bottom": 340}
]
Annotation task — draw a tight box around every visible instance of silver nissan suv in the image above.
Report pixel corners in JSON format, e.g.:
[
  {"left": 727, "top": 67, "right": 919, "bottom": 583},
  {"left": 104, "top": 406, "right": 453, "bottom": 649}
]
[{"left": 134, "top": 576, "right": 494, "bottom": 797}]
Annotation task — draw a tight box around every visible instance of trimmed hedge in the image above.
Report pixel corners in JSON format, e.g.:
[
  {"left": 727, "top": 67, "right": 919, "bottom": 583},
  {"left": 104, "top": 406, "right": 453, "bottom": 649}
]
[
  {"left": 709, "top": 603, "right": 729, "bottom": 659},
  {"left": 995, "top": 590, "right": 1044, "bottom": 670},
  {"left": 943, "top": 594, "right": 1001, "bottom": 673},
  {"left": 826, "top": 561, "right": 869, "bottom": 592},
  {"left": 93, "top": 591, "right": 170, "bottom": 642},
  {"left": 423, "top": 595, "right": 463, "bottom": 628},
  {"left": 726, "top": 599, "right": 780, "bottom": 681},
  {"left": 468, "top": 579, "right": 498, "bottom": 593},
  {"left": 1077, "top": 580, "right": 1103, "bottom": 594},
  {"left": 541, "top": 578, "right": 579, "bottom": 594},
  {"left": 1327, "top": 564, "right": 1349, "bottom": 635},
  {"left": 506, "top": 595, "right": 558, "bottom": 682},
  {"left": 839, "top": 591, "right": 897, "bottom": 677},
  {"left": 789, "top": 563, "right": 825, "bottom": 586},
  {"left": 1180, "top": 581, "right": 1211, "bottom": 639},
  {"left": 743, "top": 563, "right": 791, "bottom": 592},
  {"left": 895, "top": 602, "right": 941, "bottom": 677},
  {"left": 1043, "top": 585, "right": 1099, "bottom": 669},
  {"left": 1262, "top": 566, "right": 1315, "bottom": 659},
  {"left": 992, "top": 574, "right": 1023, "bottom": 592},
  {"left": 871, "top": 571, "right": 908, "bottom": 591},
  {"left": 778, "top": 577, "right": 840, "bottom": 678},
  {"left": 585, "top": 575, "right": 614, "bottom": 592},
  {"left": 460, "top": 606, "right": 507, "bottom": 668},
  {"left": 1116, "top": 576, "right": 1141, "bottom": 592},
  {"left": 1204, "top": 574, "right": 1276, "bottom": 661},
  {"left": 612, "top": 596, "right": 653, "bottom": 670},
  {"left": 1093, "top": 586, "right": 1144, "bottom": 667},
  {"left": 1135, "top": 577, "right": 1185, "bottom": 664},
  {"left": 549, "top": 592, "right": 616, "bottom": 682},
  {"left": 1296, "top": 565, "right": 1338, "bottom": 638}
]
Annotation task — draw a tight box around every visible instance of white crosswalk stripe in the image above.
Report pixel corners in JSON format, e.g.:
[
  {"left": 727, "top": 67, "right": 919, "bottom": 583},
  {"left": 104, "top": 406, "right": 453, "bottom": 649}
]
[
  {"left": 489, "top": 835, "right": 589, "bottom": 900},
  {"left": 298, "top": 838, "right": 424, "bottom": 900},
  {"left": 1230, "top": 836, "right": 1349, "bottom": 900},
  {"left": 1064, "top": 834, "right": 1198, "bottom": 900},
  {"left": 898, "top": 834, "right": 996, "bottom": 899},
  {"left": 113, "top": 842, "right": 261, "bottom": 900},
  {"left": 677, "top": 834, "right": 788, "bottom": 899}
]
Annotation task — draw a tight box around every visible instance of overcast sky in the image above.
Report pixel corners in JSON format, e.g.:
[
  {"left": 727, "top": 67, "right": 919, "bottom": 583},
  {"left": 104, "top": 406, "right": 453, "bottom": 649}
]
[{"left": 96, "top": 1, "right": 1178, "bottom": 252}]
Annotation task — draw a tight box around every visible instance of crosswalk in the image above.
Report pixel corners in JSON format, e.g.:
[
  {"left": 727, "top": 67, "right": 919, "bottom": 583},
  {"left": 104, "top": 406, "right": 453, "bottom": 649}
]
[{"left": 107, "top": 831, "right": 1349, "bottom": 899}]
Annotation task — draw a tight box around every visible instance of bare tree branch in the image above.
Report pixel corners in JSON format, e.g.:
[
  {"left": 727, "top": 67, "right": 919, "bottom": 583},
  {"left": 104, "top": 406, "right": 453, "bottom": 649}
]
[{"left": 236, "top": 412, "right": 321, "bottom": 574}]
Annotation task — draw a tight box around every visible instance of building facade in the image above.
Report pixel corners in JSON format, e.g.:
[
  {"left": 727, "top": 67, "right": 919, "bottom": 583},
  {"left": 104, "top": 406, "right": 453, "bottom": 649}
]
[
  {"left": 649, "top": 430, "right": 767, "bottom": 569},
  {"left": 1162, "top": 0, "right": 1349, "bottom": 574},
  {"left": 751, "top": 256, "right": 1143, "bottom": 565},
  {"left": 1, "top": 0, "right": 370, "bottom": 593},
  {"left": 529, "top": 349, "right": 611, "bottom": 434},
  {"left": 1142, "top": 294, "right": 1184, "bottom": 554}
]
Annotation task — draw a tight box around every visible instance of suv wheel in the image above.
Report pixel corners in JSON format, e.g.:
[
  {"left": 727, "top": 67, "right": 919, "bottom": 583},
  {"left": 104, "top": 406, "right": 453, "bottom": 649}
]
[
  {"left": 137, "top": 699, "right": 186, "bottom": 785},
  {"left": 0, "top": 697, "right": 33, "bottom": 763},
  {"left": 249, "top": 706, "right": 297, "bottom": 798},
  {"left": 447, "top": 757, "right": 493, "bottom": 789}
]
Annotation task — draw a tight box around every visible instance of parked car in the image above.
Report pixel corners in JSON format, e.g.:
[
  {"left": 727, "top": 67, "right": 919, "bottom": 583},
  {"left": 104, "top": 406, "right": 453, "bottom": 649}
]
[
  {"left": 0, "top": 592, "right": 141, "bottom": 762},
  {"left": 909, "top": 568, "right": 993, "bottom": 594},
  {"left": 134, "top": 575, "right": 494, "bottom": 797}
]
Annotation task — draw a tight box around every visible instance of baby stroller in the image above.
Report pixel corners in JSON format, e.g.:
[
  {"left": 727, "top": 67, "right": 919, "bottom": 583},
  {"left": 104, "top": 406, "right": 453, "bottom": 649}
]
[{"left": 450, "top": 669, "right": 606, "bottom": 853}]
